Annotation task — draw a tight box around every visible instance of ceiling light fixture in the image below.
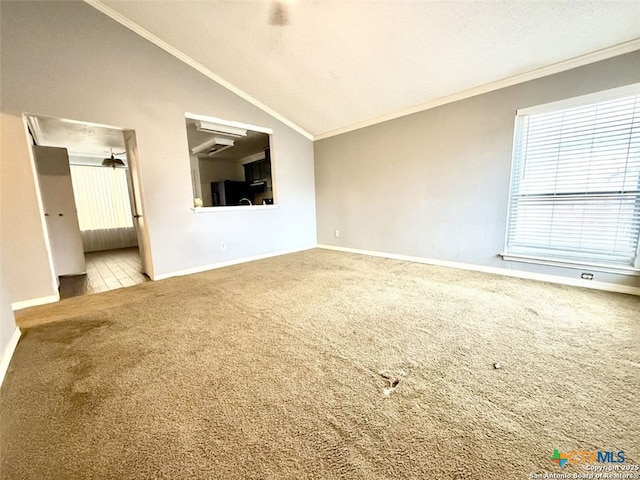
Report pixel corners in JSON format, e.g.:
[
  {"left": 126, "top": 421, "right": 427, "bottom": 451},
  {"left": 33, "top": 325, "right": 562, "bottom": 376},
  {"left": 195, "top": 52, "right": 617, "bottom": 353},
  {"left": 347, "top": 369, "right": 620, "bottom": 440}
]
[
  {"left": 192, "top": 137, "right": 235, "bottom": 155},
  {"left": 206, "top": 145, "right": 234, "bottom": 156},
  {"left": 269, "top": 1, "right": 290, "bottom": 26}
]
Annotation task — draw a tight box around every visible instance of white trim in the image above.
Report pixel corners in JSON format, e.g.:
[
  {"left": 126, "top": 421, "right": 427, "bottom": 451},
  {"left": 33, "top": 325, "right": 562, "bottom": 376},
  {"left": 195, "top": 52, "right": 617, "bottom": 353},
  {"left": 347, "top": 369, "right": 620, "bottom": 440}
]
[
  {"left": 500, "top": 253, "right": 640, "bottom": 276},
  {"left": 11, "top": 294, "right": 60, "bottom": 311},
  {"left": 0, "top": 328, "right": 22, "bottom": 388},
  {"left": 192, "top": 204, "right": 279, "bottom": 213},
  {"left": 22, "top": 115, "right": 59, "bottom": 295},
  {"left": 317, "top": 245, "right": 640, "bottom": 296},
  {"left": 25, "top": 112, "right": 128, "bottom": 133},
  {"left": 185, "top": 113, "right": 273, "bottom": 136},
  {"left": 314, "top": 39, "right": 640, "bottom": 140},
  {"left": 153, "top": 245, "right": 315, "bottom": 280},
  {"left": 83, "top": 0, "right": 313, "bottom": 141},
  {"left": 81, "top": 1, "right": 640, "bottom": 141},
  {"left": 503, "top": 114, "right": 521, "bottom": 255},
  {"left": 516, "top": 82, "right": 640, "bottom": 116}
]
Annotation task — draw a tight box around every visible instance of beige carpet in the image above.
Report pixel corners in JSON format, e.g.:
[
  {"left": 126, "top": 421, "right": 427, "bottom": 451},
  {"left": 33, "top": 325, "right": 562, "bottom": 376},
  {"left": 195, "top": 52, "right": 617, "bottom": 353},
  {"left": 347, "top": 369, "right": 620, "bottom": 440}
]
[{"left": 1, "top": 249, "right": 638, "bottom": 479}]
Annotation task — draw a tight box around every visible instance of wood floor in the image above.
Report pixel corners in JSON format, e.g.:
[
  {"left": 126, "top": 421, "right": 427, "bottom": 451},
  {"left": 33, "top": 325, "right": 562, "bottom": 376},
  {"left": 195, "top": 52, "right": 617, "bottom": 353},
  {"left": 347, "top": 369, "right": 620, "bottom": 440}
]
[{"left": 58, "top": 248, "right": 148, "bottom": 299}]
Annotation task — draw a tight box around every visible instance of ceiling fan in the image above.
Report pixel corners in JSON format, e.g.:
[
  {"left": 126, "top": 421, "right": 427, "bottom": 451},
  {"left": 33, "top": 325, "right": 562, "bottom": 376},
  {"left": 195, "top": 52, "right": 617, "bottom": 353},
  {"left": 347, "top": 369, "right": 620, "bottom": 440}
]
[
  {"left": 102, "top": 150, "right": 126, "bottom": 168},
  {"left": 269, "top": 1, "right": 291, "bottom": 26}
]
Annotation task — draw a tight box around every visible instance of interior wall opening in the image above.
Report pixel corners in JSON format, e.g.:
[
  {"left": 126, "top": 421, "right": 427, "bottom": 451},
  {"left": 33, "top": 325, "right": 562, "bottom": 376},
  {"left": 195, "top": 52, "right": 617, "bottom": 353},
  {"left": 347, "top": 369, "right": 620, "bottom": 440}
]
[
  {"left": 24, "top": 114, "right": 151, "bottom": 299},
  {"left": 184, "top": 114, "right": 275, "bottom": 208}
]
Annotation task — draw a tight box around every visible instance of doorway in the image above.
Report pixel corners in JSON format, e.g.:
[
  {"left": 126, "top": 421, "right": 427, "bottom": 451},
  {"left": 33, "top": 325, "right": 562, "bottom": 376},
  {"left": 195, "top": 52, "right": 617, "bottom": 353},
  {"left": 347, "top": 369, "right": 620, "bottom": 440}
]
[
  {"left": 58, "top": 248, "right": 147, "bottom": 299},
  {"left": 24, "top": 114, "right": 153, "bottom": 299}
]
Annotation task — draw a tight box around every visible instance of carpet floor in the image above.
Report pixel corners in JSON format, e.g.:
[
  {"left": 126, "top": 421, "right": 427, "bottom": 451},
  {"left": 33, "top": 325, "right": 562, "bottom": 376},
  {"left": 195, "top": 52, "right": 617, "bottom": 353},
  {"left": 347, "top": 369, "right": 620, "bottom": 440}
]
[{"left": 1, "top": 249, "right": 639, "bottom": 479}]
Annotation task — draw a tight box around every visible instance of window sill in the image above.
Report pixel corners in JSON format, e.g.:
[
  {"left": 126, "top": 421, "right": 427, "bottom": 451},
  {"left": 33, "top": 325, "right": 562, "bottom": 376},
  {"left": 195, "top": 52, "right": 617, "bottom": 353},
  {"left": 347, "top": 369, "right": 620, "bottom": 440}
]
[
  {"left": 500, "top": 253, "right": 640, "bottom": 276},
  {"left": 191, "top": 204, "right": 280, "bottom": 213}
]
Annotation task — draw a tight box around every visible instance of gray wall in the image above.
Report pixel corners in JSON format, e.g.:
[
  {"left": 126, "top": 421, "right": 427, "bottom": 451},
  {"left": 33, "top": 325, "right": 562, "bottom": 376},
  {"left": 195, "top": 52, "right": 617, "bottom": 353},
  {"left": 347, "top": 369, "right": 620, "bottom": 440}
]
[
  {"left": 1, "top": 1, "right": 316, "bottom": 304},
  {"left": 315, "top": 51, "right": 640, "bottom": 287}
]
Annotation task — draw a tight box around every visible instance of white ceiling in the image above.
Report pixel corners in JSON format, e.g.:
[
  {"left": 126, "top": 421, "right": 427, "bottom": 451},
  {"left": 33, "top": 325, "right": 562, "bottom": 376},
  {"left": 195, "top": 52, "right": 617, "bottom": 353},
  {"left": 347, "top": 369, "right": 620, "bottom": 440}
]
[{"left": 96, "top": 0, "right": 640, "bottom": 139}]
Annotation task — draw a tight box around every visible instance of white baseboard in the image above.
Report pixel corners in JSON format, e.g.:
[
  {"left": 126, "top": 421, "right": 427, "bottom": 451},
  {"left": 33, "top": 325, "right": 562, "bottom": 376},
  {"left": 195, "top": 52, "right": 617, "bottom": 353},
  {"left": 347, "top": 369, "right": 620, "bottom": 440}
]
[
  {"left": 317, "top": 244, "right": 640, "bottom": 296},
  {"left": 11, "top": 293, "right": 60, "bottom": 311},
  {"left": 0, "top": 327, "right": 21, "bottom": 388},
  {"left": 153, "top": 245, "right": 316, "bottom": 281}
]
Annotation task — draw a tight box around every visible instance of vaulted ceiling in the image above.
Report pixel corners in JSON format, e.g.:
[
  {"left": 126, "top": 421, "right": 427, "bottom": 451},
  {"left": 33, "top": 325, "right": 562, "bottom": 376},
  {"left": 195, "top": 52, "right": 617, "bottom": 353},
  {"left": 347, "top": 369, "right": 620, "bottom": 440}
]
[{"left": 93, "top": 0, "right": 640, "bottom": 139}]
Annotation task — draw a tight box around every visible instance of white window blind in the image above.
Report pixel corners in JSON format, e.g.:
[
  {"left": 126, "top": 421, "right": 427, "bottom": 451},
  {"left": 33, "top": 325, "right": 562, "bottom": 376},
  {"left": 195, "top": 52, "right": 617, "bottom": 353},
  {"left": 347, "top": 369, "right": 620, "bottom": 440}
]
[
  {"left": 505, "top": 85, "right": 640, "bottom": 269},
  {"left": 69, "top": 165, "right": 138, "bottom": 252},
  {"left": 70, "top": 165, "right": 134, "bottom": 230}
]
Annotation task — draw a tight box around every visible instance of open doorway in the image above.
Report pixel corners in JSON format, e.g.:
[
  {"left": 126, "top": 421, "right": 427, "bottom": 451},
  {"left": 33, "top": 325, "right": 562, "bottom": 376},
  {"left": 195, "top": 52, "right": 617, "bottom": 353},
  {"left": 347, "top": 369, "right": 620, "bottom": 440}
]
[{"left": 24, "top": 114, "right": 152, "bottom": 299}]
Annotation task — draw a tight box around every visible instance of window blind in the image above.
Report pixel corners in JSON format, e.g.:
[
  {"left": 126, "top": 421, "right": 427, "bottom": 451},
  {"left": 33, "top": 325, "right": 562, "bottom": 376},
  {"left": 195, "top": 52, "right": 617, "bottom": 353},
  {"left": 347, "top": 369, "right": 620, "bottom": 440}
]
[
  {"left": 506, "top": 88, "right": 640, "bottom": 268},
  {"left": 69, "top": 165, "right": 138, "bottom": 252},
  {"left": 70, "top": 165, "right": 134, "bottom": 231}
]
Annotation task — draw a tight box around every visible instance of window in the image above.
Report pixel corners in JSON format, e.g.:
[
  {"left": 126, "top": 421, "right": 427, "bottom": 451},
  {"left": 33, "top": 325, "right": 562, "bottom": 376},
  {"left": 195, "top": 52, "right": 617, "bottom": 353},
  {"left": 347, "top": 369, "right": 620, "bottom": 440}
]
[
  {"left": 504, "top": 84, "right": 640, "bottom": 271},
  {"left": 184, "top": 114, "right": 275, "bottom": 208},
  {"left": 69, "top": 164, "right": 138, "bottom": 252}
]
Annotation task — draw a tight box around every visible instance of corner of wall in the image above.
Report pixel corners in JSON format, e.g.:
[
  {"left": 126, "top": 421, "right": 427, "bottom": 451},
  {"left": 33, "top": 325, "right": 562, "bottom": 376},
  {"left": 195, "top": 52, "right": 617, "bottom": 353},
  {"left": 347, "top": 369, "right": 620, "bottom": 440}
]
[{"left": 0, "top": 328, "right": 21, "bottom": 388}]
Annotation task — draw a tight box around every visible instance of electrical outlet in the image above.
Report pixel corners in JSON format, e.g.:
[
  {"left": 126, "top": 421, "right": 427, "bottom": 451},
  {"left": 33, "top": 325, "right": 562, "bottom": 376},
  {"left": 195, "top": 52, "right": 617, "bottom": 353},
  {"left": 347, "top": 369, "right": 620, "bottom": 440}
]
[
  {"left": 335, "top": 230, "right": 340, "bottom": 238},
  {"left": 220, "top": 242, "right": 226, "bottom": 250},
  {"left": 581, "top": 272, "right": 594, "bottom": 280}
]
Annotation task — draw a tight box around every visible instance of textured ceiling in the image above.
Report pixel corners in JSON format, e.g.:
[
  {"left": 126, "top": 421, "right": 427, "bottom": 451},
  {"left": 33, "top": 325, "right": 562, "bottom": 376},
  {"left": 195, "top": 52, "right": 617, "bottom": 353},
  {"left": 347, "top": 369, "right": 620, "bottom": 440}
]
[{"left": 98, "top": 1, "right": 640, "bottom": 138}]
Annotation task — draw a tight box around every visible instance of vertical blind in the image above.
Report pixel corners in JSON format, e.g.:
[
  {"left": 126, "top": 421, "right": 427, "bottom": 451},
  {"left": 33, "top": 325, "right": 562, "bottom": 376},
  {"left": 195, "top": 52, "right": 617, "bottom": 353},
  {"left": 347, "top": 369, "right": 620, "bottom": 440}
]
[
  {"left": 69, "top": 165, "right": 138, "bottom": 252},
  {"left": 506, "top": 87, "right": 640, "bottom": 267}
]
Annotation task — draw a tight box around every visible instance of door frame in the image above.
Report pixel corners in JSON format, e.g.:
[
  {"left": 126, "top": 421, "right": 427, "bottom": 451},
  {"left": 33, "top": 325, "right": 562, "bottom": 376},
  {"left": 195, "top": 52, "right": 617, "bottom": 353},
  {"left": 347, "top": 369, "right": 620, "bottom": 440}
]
[
  {"left": 122, "top": 129, "right": 153, "bottom": 278},
  {"left": 21, "top": 113, "right": 154, "bottom": 283},
  {"left": 21, "top": 115, "right": 59, "bottom": 295}
]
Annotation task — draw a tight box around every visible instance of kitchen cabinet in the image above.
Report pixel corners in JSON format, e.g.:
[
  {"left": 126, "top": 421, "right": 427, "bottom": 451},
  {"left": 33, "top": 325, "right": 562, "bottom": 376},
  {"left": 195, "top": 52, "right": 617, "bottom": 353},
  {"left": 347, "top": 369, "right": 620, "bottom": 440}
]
[
  {"left": 242, "top": 152, "right": 273, "bottom": 204},
  {"left": 244, "top": 154, "right": 271, "bottom": 185}
]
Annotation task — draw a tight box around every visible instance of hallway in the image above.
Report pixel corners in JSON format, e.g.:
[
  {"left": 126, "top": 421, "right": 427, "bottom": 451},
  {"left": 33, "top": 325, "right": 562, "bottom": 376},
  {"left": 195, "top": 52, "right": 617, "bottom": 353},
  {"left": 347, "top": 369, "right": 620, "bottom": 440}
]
[{"left": 58, "top": 248, "right": 147, "bottom": 299}]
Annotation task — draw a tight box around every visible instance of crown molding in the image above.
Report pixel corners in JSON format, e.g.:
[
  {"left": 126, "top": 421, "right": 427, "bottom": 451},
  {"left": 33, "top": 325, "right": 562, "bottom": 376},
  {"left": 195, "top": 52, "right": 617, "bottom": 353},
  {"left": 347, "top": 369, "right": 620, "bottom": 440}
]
[
  {"left": 315, "top": 38, "right": 640, "bottom": 141},
  {"left": 83, "top": 0, "right": 314, "bottom": 141},
  {"left": 79, "top": 1, "right": 640, "bottom": 143}
]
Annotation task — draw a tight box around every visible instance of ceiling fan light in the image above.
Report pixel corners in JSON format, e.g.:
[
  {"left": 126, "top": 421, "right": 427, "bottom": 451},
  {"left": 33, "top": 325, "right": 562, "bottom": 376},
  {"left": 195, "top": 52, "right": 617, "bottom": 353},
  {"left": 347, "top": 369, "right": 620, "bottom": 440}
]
[{"left": 102, "top": 156, "right": 126, "bottom": 168}]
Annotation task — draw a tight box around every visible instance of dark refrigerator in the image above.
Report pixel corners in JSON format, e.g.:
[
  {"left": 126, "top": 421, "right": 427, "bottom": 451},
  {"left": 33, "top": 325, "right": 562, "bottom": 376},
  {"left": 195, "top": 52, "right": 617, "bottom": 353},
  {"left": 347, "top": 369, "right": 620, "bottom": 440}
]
[{"left": 211, "top": 180, "right": 252, "bottom": 206}]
